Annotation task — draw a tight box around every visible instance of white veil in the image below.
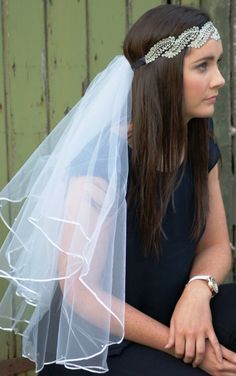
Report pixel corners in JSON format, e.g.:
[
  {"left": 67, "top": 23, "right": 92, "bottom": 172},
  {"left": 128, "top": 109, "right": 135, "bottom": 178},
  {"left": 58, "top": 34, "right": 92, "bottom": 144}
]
[{"left": 0, "top": 56, "right": 133, "bottom": 373}]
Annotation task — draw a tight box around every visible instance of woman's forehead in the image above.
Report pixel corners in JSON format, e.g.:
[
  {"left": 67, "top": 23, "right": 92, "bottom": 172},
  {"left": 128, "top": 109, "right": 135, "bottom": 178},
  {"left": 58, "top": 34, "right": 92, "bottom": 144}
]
[{"left": 186, "top": 39, "right": 223, "bottom": 63}]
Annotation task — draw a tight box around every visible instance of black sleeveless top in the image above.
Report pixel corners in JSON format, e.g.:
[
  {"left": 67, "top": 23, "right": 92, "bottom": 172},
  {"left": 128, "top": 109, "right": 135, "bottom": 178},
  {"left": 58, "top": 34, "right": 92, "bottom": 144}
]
[
  {"left": 125, "top": 134, "right": 220, "bottom": 326},
  {"left": 69, "top": 120, "right": 221, "bottom": 354},
  {"left": 111, "top": 123, "right": 220, "bottom": 354}
]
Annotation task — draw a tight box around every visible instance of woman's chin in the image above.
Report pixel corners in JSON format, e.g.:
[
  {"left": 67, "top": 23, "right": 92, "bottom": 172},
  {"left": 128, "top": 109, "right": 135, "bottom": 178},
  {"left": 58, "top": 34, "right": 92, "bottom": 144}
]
[{"left": 193, "top": 108, "right": 215, "bottom": 119}]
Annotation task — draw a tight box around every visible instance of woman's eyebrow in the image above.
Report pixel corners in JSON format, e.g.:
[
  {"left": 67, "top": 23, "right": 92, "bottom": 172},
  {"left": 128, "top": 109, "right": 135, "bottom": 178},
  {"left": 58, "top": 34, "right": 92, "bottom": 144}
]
[{"left": 192, "top": 53, "right": 223, "bottom": 64}]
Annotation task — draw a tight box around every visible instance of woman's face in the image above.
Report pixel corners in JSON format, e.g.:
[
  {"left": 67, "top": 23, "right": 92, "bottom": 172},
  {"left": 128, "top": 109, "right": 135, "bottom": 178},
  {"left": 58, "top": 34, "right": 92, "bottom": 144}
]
[{"left": 183, "top": 39, "right": 225, "bottom": 123}]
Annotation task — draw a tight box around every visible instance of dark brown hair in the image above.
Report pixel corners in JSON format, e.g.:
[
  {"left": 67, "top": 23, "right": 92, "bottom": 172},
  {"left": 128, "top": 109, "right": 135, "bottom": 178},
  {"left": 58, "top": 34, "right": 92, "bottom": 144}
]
[{"left": 123, "top": 4, "right": 211, "bottom": 255}]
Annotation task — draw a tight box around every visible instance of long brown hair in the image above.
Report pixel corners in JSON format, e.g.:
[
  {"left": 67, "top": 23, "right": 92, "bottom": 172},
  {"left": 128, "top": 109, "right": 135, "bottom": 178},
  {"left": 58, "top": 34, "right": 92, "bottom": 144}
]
[{"left": 123, "top": 5, "right": 211, "bottom": 255}]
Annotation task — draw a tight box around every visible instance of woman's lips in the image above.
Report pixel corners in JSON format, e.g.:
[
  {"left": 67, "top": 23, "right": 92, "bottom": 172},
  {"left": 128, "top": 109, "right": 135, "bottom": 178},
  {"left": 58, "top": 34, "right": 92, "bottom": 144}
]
[{"left": 204, "top": 95, "right": 218, "bottom": 103}]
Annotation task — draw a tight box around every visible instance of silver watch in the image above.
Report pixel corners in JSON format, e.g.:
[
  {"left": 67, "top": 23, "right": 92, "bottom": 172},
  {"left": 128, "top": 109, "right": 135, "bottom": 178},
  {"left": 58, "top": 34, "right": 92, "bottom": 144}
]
[{"left": 188, "top": 275, "right": 219, "bottom": 297}]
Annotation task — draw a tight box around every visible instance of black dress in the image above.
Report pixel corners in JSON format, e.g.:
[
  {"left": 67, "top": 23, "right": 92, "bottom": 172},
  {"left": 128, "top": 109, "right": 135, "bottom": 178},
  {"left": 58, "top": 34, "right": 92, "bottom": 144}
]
[{"left": 39, "top": 127, "right": 236, "bottom": 376}]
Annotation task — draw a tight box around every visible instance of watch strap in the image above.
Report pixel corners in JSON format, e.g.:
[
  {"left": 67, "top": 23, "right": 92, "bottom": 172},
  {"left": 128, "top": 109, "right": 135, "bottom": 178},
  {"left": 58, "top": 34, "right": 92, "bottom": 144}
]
[
  {"left": 188, "top": 275, "right": 218, "bottom": 297},
  {"left": 188, "top": 275, "right": 210, "bottom": 283}
]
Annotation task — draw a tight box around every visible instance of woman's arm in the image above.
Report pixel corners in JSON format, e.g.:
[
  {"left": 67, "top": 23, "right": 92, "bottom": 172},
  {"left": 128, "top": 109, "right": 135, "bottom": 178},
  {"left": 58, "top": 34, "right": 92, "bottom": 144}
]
[
  {"left": 189, "top": 163, "right": 232, "bottom": 283},
  {"left": 124, "top": 303, "right": 174, "bottom": 356},
  {"left": 165, "top": 163, "right": 232, "bottom": 367}
]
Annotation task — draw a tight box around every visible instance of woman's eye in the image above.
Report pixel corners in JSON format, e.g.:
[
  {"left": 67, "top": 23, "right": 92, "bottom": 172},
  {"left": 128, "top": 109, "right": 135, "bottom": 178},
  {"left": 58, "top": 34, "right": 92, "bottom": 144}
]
[{"left": 196, "top": 62, "right": 207, "bottom": 71}]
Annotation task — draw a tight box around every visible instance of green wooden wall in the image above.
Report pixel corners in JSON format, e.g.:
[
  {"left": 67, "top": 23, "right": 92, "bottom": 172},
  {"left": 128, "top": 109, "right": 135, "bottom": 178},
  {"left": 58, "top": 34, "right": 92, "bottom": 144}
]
[{"left": 0, "top": 0, "right": 235, "bottom": 375}]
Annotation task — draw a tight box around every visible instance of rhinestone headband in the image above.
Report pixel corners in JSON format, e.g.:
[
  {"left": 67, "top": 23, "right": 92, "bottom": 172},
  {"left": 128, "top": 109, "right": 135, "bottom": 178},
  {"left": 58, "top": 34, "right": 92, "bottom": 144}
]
[{"left": 131, "top": 21, "right": 220, "bottom": 70}]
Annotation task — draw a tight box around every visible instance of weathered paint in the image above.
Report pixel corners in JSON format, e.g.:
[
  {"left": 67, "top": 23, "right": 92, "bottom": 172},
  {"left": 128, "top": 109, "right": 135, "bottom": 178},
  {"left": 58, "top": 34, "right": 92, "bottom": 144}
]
[
  {"left": 0, "top": 1, "right": 9, "bottom": 243},
  {"left": 0, "top": 1, "right": 47, "bottom": 375},
  {"left": 131, "top": 0, "right": 165, "bottom": 24},
  {"left": 3, "top": 0, "right": 47, "bottom": 178},
  {"left": 0, "top": 0, "right": 20, "bottom": 371},
  {"left": 0, "top": 1, "right": 8, "bottom": 192},
  {"left": 46, "top": 0, "right": 88, "bottom": 130},
  {"left": 87, "top": 0, "right": 127, "bottom": 80}
]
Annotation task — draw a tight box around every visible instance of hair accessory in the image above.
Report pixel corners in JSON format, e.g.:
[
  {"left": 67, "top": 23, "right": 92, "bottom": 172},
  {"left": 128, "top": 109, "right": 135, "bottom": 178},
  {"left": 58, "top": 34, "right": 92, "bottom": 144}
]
[{"left": 131, "top": 21, "right": 220, "bottom": 70}]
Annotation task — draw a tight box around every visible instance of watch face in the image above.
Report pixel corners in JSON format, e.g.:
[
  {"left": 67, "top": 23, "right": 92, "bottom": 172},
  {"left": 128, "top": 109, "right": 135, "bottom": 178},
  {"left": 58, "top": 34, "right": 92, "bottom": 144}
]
[{"left": 209, "top": 277, "right": 218, "bottom": 294}]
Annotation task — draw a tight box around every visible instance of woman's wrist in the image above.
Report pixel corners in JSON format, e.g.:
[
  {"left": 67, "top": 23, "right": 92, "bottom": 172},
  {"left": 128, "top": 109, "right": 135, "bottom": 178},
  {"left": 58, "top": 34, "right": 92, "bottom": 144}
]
[{"left": 184, "top": 279, "right": 212, "bottom": 300}]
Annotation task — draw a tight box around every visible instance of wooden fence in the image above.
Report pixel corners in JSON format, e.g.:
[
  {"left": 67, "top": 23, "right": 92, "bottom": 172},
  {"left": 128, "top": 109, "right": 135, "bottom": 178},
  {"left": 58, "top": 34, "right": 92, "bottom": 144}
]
[{"left": 0, "top": 0, "right": 235, "bottom": 375}]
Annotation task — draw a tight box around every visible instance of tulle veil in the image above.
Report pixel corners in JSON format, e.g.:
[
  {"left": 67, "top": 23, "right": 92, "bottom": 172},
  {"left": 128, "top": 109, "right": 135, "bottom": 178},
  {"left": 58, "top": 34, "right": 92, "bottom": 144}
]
[{"left": 0, "top": 55, "right": 133, "bottom": 373}]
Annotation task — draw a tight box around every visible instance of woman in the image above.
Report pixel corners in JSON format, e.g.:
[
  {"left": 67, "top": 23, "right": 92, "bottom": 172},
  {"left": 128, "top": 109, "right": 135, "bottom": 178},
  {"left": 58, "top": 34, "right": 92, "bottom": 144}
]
[{"left": 0, "top": 4, "right": 235, "bottom": 376}]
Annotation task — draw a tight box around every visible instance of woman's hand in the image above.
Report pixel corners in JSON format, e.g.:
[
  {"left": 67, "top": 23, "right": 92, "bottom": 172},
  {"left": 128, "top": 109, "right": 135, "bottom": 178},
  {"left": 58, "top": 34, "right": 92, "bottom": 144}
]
[
  {"left": 165, "top": 280, "right": 223, "bottom": 366},
  {"left": 198, "top": 341, "right": 236, "bottom": 375}
]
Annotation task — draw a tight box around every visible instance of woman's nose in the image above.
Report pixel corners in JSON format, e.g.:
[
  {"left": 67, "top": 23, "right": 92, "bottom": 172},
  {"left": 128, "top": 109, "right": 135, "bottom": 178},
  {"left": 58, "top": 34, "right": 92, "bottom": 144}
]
[{"left": 210, "top": 67, "right": 225, "bottom": 89}]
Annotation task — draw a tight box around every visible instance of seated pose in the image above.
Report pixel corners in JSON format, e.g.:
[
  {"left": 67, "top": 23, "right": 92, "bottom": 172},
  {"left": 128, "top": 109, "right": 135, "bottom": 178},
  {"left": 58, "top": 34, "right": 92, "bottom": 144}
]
[{"left": 0, "top": 4, "right": 235, "bottom": 376}]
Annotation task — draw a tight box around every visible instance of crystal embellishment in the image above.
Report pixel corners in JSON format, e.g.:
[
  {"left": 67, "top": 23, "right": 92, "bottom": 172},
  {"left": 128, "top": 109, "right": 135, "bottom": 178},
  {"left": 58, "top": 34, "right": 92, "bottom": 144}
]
[{"left": 145, "top": 21, "right": 220, "bottom": 64}]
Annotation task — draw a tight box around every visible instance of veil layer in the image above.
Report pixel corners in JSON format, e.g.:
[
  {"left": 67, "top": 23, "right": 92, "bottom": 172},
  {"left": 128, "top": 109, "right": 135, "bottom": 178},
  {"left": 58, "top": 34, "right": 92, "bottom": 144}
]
[{"left": 0, "top": 56, "right": 133, "bottom": 373}]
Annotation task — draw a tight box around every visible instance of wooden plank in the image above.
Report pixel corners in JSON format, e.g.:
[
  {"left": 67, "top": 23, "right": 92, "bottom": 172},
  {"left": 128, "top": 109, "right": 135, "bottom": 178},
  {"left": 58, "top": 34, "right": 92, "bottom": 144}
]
[
  {"left": 201, "top": 1, "right": 231, "bottom": 222},
  {"left": 181, "top": 0, "right": 200, "bottom": 7},
  {"left": 46, "top": 0, "right": 87, "bottom": 131},
  {"left": 0, "top": 0, "right": 9, "bottom": 246},
  {"left": 87, "top": 0, "right": 126, "bottom": 80},
  {"left": 3, "top": 0, "right": 47, "bottom": 178},
  {"left": 15, "top": 339, "right": 35, "bottom": 376},
  {"left": 130, "top": 0, "right": 165, "bottom": 25},
  {"left": 0, "top": 358, "right": 34, "bottom": 376},
  {"left": 0, "top": 0, "right": 18, "bottom": 369},
  {"left": 171, "top": 0, "right": 181, "bottom": 5},
  {"left": 1, "top": 1, "right": 47, "bottom": 375},
  {"left": 0, "top": 0, "right": 8, "bottom": 191},
  {"left": 201, "top": 0, "right": 233, "bottom": 280}
]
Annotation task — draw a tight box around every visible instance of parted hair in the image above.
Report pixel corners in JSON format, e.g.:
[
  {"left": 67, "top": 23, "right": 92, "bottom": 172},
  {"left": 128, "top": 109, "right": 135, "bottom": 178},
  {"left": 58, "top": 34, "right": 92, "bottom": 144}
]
[{"left": 123, "top": 4, "right": 211, "bottom": 255}]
